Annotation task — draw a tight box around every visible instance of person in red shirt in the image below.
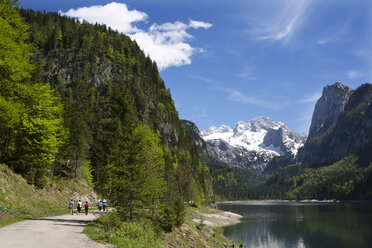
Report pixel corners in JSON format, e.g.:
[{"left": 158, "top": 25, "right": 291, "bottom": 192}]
[{"left": 84, "top": 201, "right": 90, "bottom": 215}]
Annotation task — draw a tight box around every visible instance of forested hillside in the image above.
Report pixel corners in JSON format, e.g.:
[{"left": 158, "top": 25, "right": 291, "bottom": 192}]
[
  {"left": 1, "top": 0, "right": 211, "bottom": 231},
  {"left": 21, "top": 7, "right": 212, "bottom": 202},
  {"left": 263, "top": 155, "right": 372, "bottom": 200}
]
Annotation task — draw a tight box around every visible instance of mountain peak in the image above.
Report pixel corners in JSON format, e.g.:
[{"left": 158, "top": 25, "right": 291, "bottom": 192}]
[
  {"left": 299, "top": 83, "right": 372, "bottom": 167},
  {"left": 233, "top": 116, "right": 281, "bottom": 134},
  {"left": 201, "top": 124, "right": 233, "bottom": 137},
  {"left": 308, "top": 82, "right": 353, "bottom": 139},
  {"left": 201, "top": 117, "right": 306, "bottom": 171},
  {"left": 250, "top": 116, "right": 279, "bottom": 130}
]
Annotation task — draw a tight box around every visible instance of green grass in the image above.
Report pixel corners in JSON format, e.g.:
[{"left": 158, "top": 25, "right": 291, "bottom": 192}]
[
  {"left": 0, "top": 163, "right": 94, "bottom": 227},
  {"left": 84, "top": 206, "right": 240, "bottom": 248},
  {"left": 84, "top": 213, "right": 163, "bottom": 248}
]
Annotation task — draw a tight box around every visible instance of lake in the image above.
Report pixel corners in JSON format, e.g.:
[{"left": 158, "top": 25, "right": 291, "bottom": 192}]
[{"left": 217, "top": 201, "right": 372, "bottom": 248}]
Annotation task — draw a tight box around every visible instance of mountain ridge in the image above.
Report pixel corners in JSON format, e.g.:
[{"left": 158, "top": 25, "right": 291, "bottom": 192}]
[
  {"left": 200, "top": 116, "right": 306, "bottom": 172},
  {"left": 299, "top": 82, "right": 372, "bottom": 167}
]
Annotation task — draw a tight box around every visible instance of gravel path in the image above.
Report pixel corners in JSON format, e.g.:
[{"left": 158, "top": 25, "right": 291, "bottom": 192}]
[{"left": 0, "top": 213, "right": 110, "bottom": 248}]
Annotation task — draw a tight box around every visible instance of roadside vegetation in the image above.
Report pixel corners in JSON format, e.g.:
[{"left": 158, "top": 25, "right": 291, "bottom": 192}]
[
  {"left": 84, "top": 205, "right": 240, "bottom": 248},
  {"left": 0, "top": 163, "right": 95, "bottom": 227}
]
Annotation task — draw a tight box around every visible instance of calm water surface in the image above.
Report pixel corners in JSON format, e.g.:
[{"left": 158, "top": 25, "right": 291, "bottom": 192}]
[{"left": 218, "top": 201, "right": 372, "bottom": 248}]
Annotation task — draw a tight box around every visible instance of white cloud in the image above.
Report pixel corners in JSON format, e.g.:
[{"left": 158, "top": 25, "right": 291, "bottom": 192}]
[
  {"left": 131, "top": 20, "right": 211, "bottom": 70},
  {"left": 317, "top": 38, "right": 331, "bottom": 45},
  {"left": 299, "top": 91, "right": 321, "bottom": 103},
  {"left": 189, "top": 20, "right": 213, "bottom": 29},
  {"left": 188, "top": 75, "right": 216, "bottom": 84},
  {"left": 60, "top": 2, "right": 212, "bottom": 70},
  {"left": 131, "top": 30, "right": 194, "bottom": 69},
  {"left": 195, "top": 107, "right": 209, "bottom": 119},
  {"left": 219, "top": 88, "right": 282, "bottom": 110},
  {"left": 347, "top": 70, "right": 362, "bottom": 80},
  {"left": 247, "top": 0, "right": 312, "bottom": 42},
  {"left": 316, "top": 19, "right": 352, "bottom": 46},
  {"left": 295, "top": 105, "right": 316, "bottom": 134},
  {"left": 60, "top": 2, "right": 147, "bottom": 33},
  {"left": 198, "top": 48, "right": 207, "bottom": 54},
  {"left": 237, "top": 66, "right": 257, "bottom": 80}
]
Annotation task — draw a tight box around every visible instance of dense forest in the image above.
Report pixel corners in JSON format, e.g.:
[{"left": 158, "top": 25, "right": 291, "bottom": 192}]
[
  {"left": 209, "top": 154, "right": 372, "bottom": 201},
  {"left": 262, "top": 154, "right": 372, "bottom": 200},
  {"left": 0, "top": 0, "right": 212, "bottom": 230}
]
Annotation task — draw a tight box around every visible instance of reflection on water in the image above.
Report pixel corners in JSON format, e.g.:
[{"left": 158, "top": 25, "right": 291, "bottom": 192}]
[{"left": 218, "top": 202, "right": 372, "bottom": 248}]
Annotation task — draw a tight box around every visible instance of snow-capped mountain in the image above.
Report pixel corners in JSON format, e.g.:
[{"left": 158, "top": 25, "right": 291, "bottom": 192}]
[{"left": 201, "top": 117, "right": 306, "bottom": 172}]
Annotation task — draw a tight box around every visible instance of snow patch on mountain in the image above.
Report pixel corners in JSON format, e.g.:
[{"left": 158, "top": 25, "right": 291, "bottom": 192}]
[{"left": 201, "top": 116, "right": 306, "bottom": 172}]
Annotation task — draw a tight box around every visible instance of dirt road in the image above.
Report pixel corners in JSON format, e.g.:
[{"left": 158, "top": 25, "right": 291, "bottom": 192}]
[{"left": 0, "top": 213, "right": 110, "bottom": 248}]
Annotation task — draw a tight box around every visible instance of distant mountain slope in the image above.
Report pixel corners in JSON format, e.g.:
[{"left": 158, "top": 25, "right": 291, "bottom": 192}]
[
  {"left": 264, "top": 155, "right": 372, "bottom": 200},
  {"left": 181, "top": 120, "right": 224, "bottom": 167},
  {"left": 299, "top": 83, "right": 372, "bottom": 167},
  {"left": 181, "top": 120, "right": 261, "bottom": 199},
  {"left": 201, "top": 117, "right": 306, "bottom": 172}
]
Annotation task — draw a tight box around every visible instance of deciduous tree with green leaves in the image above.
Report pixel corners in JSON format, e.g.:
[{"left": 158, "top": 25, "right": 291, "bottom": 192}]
[
  {"left": 0, "top": 0, "right": 66, "bottom": 187},
  {"left": 0, "top": 0, "right": 34, "bottom": 85}
]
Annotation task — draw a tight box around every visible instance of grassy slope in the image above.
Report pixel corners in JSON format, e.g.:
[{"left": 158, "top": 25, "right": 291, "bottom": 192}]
[
  {"left": 1, "top": 162, "right": 238, "bottom": 247},
  {"left": 0, "top": 163, "right": 95, "bottom": 227},
  {"left": 84, "top": 206, "right": 240, "bottom": 248}
]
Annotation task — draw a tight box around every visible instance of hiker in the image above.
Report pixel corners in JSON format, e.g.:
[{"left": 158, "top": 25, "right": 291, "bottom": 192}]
[
  {"left": 98, "top": 200, "right": 103, "bottom": 211},
  {"left": 69, "top": 199, "right": 74, "bottom": 215},
  {"left": 102, "top": 199, "right": 107, "bottom": 211},
  {"left": 84, "top": 201, "right": 90, "bottom": 215},
  {"left": 77, "top": 200, "right": 82, "bottom": 214}
]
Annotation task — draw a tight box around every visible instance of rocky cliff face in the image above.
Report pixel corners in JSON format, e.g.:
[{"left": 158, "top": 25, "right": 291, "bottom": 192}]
[
  {"left": 181, "top": 120, "right": 225, "bottom": 166},
  {"left": 307, "top": 82, "right": 353, "bottom": 140},
  {"left": 299, "top": 83, "right": 372, "bottom": 167},
  {"left": 200, "top": 117, "right": 306, "bottom": 172}
]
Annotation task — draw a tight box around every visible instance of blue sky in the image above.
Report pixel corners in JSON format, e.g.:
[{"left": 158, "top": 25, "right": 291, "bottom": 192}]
[{"left": 21, "top": 0, "right": 372, "bottom": 134}]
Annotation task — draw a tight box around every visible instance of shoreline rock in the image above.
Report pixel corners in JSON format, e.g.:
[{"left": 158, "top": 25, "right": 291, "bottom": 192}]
[{"left": 191, "top": 210, "right": 243, "bottom": 227}]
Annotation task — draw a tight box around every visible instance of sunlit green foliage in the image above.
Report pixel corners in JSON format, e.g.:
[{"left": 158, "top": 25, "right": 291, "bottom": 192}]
[
  {"left": 8, "top": 83, "right": 65, "bottom": 187},
  {"left": 0, "top": 1, "right": 65, "bottom": 187},
  {"left": 0, "top": 0, "right": 34, "bottom": 84},
  {"left": 84, "top": 213, "right": 163, "bottom": 248}
]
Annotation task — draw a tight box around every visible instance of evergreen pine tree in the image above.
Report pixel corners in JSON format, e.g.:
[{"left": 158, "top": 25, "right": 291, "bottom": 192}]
[
  {"left": 65, "top": 75, "right": 92, "bottom": 178},
  {"left": 113, "top": 124, "right": 166, "bottom": 220}
]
